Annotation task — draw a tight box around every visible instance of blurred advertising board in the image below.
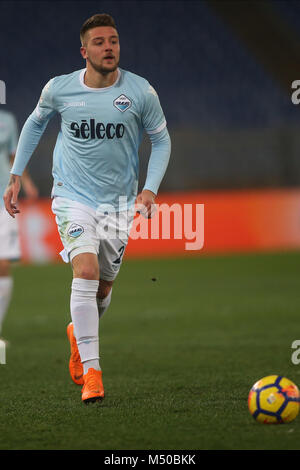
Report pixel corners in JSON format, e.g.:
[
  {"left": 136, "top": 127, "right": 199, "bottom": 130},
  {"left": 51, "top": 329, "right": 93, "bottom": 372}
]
[{"left": 16, "top": 189, "right": 300, "bottom": 263}]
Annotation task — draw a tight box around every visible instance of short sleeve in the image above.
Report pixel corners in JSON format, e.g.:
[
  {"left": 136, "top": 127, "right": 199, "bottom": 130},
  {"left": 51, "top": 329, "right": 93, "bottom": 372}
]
[
  {"left": 34, "top": 78, "right": 57, "bottom": 121},
  {"left": 142, "top": 84, "right": 167, "bottom": 135}
]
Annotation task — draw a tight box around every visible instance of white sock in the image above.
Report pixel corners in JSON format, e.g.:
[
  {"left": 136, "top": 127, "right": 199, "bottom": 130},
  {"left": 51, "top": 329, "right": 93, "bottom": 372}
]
[
  {"left": 0, "top": 277, "right": 13, "bottom": 336},
  {"left": 96, "top": 289, "right": 112, "bottom": 319},
  {"left": 83, "top": 359, "right": 100, "bottom": 375},
  {"left": 70, "top": 278, "right": 101, "bottom": 374}
]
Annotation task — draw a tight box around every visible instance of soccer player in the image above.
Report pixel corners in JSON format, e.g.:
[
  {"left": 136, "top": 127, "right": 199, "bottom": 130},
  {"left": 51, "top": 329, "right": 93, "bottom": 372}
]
[
  {"left": 0, "top": 109, "right": 38, "bottom": 340},
  {"left": 3, "top": 13, "right": 171, "bottom": 403}
]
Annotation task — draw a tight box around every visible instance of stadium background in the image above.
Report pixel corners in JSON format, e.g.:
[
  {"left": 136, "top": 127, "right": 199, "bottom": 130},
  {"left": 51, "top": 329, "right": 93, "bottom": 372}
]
[{"left": 2, "top": 0, "right": 300, "bottom": 260}]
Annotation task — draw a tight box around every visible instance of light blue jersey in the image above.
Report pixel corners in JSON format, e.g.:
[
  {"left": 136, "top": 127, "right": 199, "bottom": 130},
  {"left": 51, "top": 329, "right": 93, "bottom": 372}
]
[
  {"left": 11, "top": 68, "right": 171, "bottom": 211},
  {"left": 0, "top": 110, "right": 18, "bottom": 205}
]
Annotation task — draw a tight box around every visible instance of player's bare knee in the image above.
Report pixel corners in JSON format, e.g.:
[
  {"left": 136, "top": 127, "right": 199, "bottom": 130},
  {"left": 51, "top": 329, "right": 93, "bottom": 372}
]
[
  {"left": 72, "top": 262, "right": 99, "bottom": 280},
  {"left": 74, "top": 266, "right": 99, "bottom": 280},
  {"left": 97, "top": 279, "right": 113, "bottom": 299},
  {"left": 72, "top": 253, "right": 99, "bottom": 280}
]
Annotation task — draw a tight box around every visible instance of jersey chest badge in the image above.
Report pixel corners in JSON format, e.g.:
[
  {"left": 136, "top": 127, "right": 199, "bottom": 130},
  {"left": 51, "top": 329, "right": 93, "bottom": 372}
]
[{"left": 113, "top": 94, "right": 132, "bottom": 112}]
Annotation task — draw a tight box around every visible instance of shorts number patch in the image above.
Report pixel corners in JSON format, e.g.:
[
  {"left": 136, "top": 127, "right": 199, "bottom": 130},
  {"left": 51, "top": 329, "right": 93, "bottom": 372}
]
[{"left": 113, "top": 245, "right": 125, "bottom": 265}]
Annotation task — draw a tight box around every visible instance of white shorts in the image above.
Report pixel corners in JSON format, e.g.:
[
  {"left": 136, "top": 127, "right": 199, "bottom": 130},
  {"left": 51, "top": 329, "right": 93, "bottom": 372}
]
[
  {"left": 51, "top": 197, "right": 134, "bottom": 281},
  {"left": 0, "top": 205, "right": 21, "bottom": 261}
]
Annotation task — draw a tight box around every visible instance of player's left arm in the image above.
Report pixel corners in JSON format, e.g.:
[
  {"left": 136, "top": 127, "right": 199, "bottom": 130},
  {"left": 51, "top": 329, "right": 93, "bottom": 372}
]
[{"left": 137, "top": 84, "right": 171, "bottom": 218}]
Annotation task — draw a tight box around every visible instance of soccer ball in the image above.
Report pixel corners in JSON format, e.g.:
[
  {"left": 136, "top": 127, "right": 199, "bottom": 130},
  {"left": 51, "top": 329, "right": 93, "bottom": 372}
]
[{"left": 248, "top": 375, "right": 300, "bottom": 424}]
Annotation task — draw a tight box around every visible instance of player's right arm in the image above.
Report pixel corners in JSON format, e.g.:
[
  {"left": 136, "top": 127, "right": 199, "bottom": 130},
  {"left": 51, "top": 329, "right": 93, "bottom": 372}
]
[{"left": 3, "top": 79, "right": 57, "bottom": 217}]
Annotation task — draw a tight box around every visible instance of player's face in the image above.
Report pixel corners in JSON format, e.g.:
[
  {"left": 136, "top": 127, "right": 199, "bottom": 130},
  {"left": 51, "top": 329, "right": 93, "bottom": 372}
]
[{"left": 81, "top": 26, "right": 120, "bottom": 75}]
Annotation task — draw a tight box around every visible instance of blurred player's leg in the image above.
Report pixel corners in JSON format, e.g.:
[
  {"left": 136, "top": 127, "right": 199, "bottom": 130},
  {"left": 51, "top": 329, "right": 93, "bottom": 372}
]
[
  {"left": 0, "top": 206, "right": 20, "bottom": 339},
  {"left": 0, "top": 260, "right": 13, "bottom": 337}
]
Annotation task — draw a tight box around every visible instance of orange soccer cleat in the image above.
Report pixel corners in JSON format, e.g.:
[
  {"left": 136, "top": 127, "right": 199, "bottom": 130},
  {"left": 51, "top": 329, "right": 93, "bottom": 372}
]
[
  {"left": 81, "top": 368, "right": 105, "bottom": 404},
  {"left": 66, "top": 322, "right": 84, "bottom": 385}
]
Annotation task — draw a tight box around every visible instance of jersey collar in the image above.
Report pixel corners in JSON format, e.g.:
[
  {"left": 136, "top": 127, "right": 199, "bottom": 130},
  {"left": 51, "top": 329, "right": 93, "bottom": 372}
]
[{"left": 79, "top": 68, "right": 121, "bottom": 92}]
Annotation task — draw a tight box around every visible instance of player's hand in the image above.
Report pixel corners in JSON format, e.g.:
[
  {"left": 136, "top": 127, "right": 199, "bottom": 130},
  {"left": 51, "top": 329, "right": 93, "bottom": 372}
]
[
  {"left": 135, "top": 189, "right": 157, "bottom": 219},
  {"left": 3, "top": 174, "right": 21, "bottom": 218}
]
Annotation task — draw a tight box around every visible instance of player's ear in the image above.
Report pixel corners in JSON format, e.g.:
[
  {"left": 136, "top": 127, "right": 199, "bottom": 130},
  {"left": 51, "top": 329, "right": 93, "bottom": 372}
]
[{"left": 80, "top": 46, "right": 88, "bottom": 59}]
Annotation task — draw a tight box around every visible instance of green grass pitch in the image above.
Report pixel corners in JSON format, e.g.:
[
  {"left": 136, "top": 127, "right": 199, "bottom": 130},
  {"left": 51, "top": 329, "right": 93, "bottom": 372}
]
[{"left": 0, "top": 251, "right": 300, "bottom": 450}]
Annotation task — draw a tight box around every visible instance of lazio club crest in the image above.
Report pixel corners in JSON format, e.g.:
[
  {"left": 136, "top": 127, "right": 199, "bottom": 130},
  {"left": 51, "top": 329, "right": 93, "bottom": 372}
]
[
  {"left": 113, "top": 94, "right": 132, "bottom": 112},
  {"left": 68, "top": 223, "right": 84, "bottom": 238}
]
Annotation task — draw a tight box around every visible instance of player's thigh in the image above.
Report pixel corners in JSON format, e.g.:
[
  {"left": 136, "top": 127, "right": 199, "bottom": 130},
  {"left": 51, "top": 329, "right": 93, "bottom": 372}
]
[{"left": 52, "top": 197, "right": 99, "bottom": 264}]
